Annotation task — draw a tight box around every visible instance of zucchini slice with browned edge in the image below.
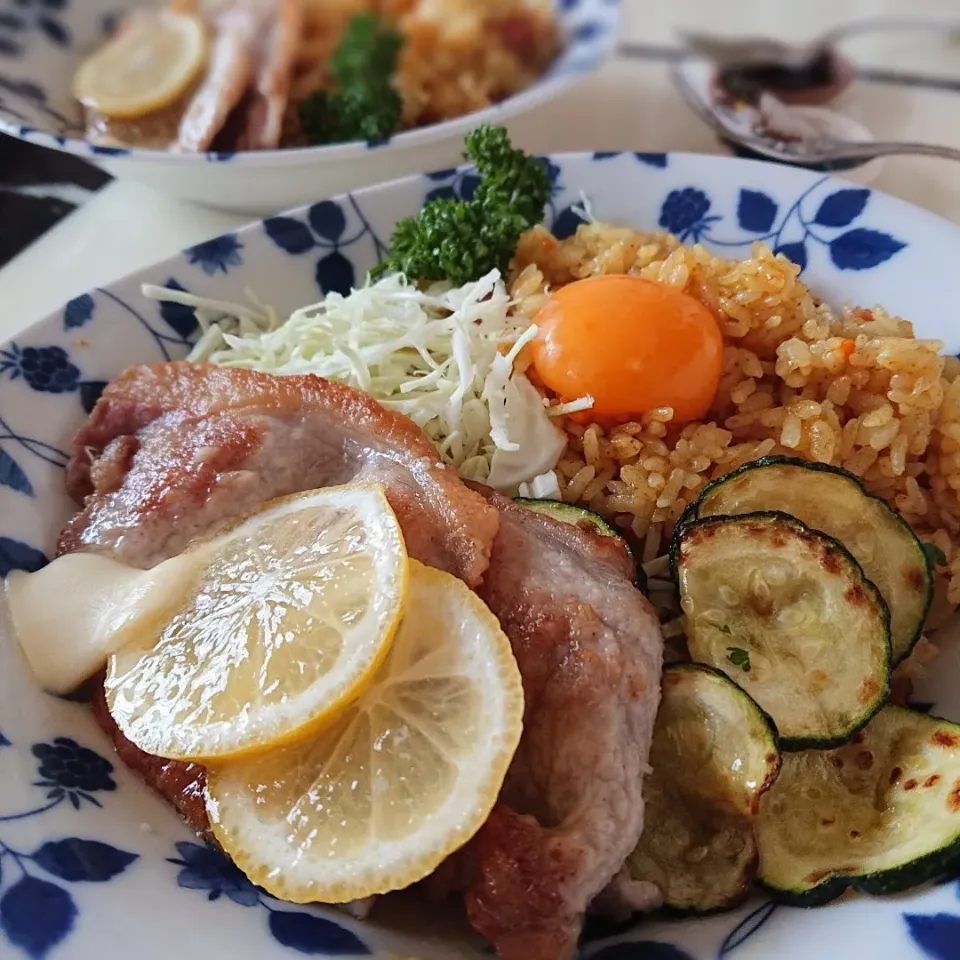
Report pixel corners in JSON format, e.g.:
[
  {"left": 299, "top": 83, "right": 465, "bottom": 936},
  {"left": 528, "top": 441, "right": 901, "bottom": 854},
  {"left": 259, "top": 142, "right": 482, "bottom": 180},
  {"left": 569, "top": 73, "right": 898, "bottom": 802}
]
[
  {"left": 516, "top": 499, "right": 646, "bottom": 591},
  {"left": 756, "top": 705, "right": 960, "bottom": 905},
  {"left": 515, "top": 499, "right": 620, "bottom": 538},
  {"left": 674, "top": 512, "right": 891, "bottom": 750},
  {"left": 627, "top": 663, "right": 780, "bottom": 912},
  {"left": 695, "top": 457, "right": 932, "bottom": 665}
]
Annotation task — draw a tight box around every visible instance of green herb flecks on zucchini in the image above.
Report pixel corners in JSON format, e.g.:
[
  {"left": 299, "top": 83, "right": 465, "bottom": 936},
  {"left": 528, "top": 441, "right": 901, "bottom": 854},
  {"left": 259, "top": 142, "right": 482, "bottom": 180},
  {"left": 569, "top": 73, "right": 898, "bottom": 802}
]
[
  {"left": 674, "top": 512, "right": 891, "bottom": 750},
  {"left": 696, "top": 457, "right": 932, "bottom": 665},
  {"left": 627, "top": 664, "right": 780, "bottom": 912},
  {"left": 516, "top": 499, "right": 646, "bottom": 591},
  {"left": 756, "top": 705, "right": 960, "bottom": 905}
]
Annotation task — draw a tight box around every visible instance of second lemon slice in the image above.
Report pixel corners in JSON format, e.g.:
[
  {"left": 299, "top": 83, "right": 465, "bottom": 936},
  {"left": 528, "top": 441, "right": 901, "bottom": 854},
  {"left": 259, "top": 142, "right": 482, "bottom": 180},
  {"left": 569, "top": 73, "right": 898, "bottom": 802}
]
[
  {"left": 205, "top": 560, "right": 524, "bottom": 904},
  {"left": 73, "top": 9, "right": 208, "bottom": 119},
  {"left": 105, "top": 484, "right": 407, "bottom": 762}
]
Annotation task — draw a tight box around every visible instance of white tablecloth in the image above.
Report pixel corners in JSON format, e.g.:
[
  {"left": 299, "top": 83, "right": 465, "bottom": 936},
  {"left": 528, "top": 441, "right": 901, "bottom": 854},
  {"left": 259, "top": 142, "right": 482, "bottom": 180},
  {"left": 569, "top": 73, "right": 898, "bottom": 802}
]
[{"left": 3, "top": 0, "right": 960, "bottom": 336}]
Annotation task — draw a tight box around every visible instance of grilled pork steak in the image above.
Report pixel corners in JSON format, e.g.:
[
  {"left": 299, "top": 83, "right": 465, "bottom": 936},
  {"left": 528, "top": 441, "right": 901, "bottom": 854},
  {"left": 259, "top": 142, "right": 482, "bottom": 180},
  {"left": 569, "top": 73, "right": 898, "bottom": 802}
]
[
  {"left": 61, "top": 364, "right": 664, "bottom": 959},
  {"left": 444, "top": 490, "right": 664, "bottom": 960},
  {"left": 61, "top": 362, "right": 498, "bottom": 584}
]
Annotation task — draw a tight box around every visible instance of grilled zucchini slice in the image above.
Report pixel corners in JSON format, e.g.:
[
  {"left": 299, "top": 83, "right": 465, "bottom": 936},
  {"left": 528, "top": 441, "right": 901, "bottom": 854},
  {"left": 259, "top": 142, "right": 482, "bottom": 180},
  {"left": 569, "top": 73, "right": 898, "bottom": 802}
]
[
  {"left": 627, "top": 664, "right": 780, "bottom": 912},
  {"left": 674, "top": 512, "right": 891, "bottom": 749},
  {"left": 696, "top": 457, "right": 931, "bottom": 664},
  {"left": 516, "top": 499, "right": 646, "bottom": 591},
  {"left": 757, "top": 705, "right": 960, "bottom": 904},
  {"left": 515, "top": 499, "right": 619, "bottom": 538}
]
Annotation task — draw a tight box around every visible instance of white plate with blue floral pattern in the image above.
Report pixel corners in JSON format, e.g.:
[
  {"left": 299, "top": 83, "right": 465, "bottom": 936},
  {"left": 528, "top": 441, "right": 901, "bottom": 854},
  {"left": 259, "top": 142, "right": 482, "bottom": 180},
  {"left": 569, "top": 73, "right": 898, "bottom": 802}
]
[
  {"left": 3, "top": 151, "right": 960, "bottom": 960},
  {"left": 0, "top": 0, "right": 617, "bottom": 213}
]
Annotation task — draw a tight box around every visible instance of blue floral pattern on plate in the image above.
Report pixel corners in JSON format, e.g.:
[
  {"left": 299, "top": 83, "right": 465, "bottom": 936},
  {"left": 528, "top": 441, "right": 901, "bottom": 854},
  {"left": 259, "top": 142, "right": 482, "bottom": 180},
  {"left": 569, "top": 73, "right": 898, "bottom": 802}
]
[
  {"left": 0, "top": 0, "right": 71, "bottom": 58},
  {"left": 0, "top": 0, "right": 619, "bottom": 168},
  {"left": 186, "top": 235, "right": 244, "bottom": 276},
  {"left": 1, "top": 152, "right": 959, "bottom": 960},
  {"left": 263, "top": 199, "right": 386, "bottom": 296},
  {"left": 168, "top": 843, "right": 370, "bottom": 956},
  {"left": 656, "top": 181, "right": 905, "bottom": 273},
  {"left": 0, "top": 732, "right": 137, "bottom": 960},
  {"left": 0, "top": 728, "right": 371, "bottom": 960}
]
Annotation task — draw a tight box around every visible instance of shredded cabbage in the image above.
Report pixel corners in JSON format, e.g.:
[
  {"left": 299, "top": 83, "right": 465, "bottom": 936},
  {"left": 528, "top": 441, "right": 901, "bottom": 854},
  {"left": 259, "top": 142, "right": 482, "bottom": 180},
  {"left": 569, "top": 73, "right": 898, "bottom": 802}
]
[{"left": 142, "top": 270, "right": 591, "bottom": 493}]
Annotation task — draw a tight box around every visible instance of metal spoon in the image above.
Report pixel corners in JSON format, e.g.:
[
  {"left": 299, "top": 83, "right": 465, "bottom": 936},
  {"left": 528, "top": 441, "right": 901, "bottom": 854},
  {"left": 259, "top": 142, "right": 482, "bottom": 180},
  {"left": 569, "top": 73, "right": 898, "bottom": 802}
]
[
  {"left": 682, "top": 17, "right": 960, "bottom": 106},
  {"left": 671, "top": 59, "right": 960, "bottom": 167},
  {"left": 680, "top": 17, "right": 960, "bottom": 72},
  {"left": 716, "top": 133, "right": 960, "bottom": 167}
]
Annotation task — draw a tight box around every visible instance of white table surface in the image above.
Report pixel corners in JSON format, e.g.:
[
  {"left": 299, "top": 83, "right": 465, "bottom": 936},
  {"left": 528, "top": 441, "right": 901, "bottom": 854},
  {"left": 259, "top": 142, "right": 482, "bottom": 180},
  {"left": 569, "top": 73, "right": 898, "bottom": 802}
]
[{"left": 4, "top": 0, "right": 960, "bottom": 336}]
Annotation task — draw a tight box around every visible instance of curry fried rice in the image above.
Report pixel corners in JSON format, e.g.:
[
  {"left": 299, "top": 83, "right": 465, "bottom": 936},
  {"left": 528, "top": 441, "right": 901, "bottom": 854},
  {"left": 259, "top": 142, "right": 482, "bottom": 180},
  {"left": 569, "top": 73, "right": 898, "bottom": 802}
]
[{"left": 509, "top": 223, "right": 960, "bottom": 676}]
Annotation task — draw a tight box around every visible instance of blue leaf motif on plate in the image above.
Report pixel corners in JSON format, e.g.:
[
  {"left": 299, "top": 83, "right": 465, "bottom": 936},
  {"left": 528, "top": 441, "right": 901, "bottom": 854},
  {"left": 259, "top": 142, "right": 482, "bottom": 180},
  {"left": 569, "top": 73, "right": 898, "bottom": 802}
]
[
  {"left": 590, "top": 942, "right": 695, "bottom": 959},
  {"left": 0, "top": 13, "right": 26, "bottom": 30},
  {"left": 459, "top": 172, "right": 482, "bottom": 202},
  {"left": 101, "top": 11, "right": 120, "bottom": 35},
  {"left": 0, "top": 448, "right": 32, "bottom": 496},
  {"left": 634, "top": 152, "right": 668, "bottom": 168},
  {"left": 0, "top": 877, "right": 77, "bottom": 960},
  {"left": 90, "top": 146, "right": 129, "bottom": 157},
  {"left": 572, "top": 21, "right": 601, "bottom": 42},
  {"left": 424, "top": 167, "right": 458, "bottom": 181},
  {"left": 592, "top": 151, "right": 621, "bottom": 160},
  {"left": 186, "top": 234, "right": 243, "bottom": 275},
  {"left": 267, "top": 910, "right": 370, "bottom": 956},
  {"left": 775, "top": 242, "right": 808, "bottom": 272},
  {"left": 0, "top": 537, "right": 47, "bottom": 576},
  {"left": 168, "top": 842, "right": 260, "bottom": 907},
  {"left": 308, "top": 201, "right": 346, "bottom": 242},
  {"left": 157, "top": 278, "right": 199, "bottom": 340},
  {"left": 79, "top": 380, "right": 107, "bottom": 415},
  {"left": 905, "top": 913, "right": 960, "bottom": 959},
  {"left": 814, "top": 188, "right": 870, "bottom": 228},
  {"left": 0, "top": 730, "right": 9, "bottom": 747},
  {"left": 33, "top": 839, "right": 138, "bottom": 883},
  {"left": 829, "top": 228, "right": 906, "bottom": 271},
  {"left": 37, "top": 16, "right": 69, "bottom": 47},
  {"left": 0, "top": 36, "right": 22, "bottom": 55},
  {"left": 264, "top": 216, "right": 315, "bottom": 255},
  {"left": 553, "top": 204, "right": 587, "bottom": 240},
  {"left": 737, "top": 190, "right": 778, "bottom": 233},
  {"left": 7, "top": 78, "right": 45, "bottom": 103},
  {"left": 316, "top": 252, "right": 354, "bottom": 296},
  {"left": 63, "top": 293, "right": 94, "bottom": 329},
  {"left": 425, "top": 185, "right": 456, "bottom": 203},
  {"left": 719, "top": 900, "right": 778, "bottom": 955}
]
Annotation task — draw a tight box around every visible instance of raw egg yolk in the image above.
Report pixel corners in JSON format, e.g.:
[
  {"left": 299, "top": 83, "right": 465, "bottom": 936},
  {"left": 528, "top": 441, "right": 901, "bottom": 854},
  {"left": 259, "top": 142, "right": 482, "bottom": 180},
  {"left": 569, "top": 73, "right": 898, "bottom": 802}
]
[{"left": 531, "top": 275, "right": 723, "bottom": 422}]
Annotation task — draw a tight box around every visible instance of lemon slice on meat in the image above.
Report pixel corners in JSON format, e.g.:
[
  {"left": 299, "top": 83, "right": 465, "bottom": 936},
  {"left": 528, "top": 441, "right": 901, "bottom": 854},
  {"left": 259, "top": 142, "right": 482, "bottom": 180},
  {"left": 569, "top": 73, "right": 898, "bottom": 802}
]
[
  {"left": 205, "top": 560, "right": 524, "bottom": 904},
  {"left": 73, "top": 9, "right": 208, "bottom": 119},
  {"left": 105, "top": 485, "right": 407, "bottom": 762}
]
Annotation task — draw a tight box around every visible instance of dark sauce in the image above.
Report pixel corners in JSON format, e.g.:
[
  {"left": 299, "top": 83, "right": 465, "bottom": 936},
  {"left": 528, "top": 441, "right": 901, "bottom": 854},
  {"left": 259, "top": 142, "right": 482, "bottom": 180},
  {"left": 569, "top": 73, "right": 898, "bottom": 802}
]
[{"left": 718, "top": 49, "right": 838, "bottom": 101}]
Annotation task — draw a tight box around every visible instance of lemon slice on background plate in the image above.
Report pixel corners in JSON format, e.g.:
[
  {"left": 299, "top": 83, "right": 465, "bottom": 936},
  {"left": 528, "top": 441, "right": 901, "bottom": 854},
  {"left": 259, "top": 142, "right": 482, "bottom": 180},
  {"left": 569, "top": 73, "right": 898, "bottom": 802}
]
[
  {"left": 206, "top": 560, "right": 524, "bottom": 904},
  {"left": 73, "top": 8, "right": 208, "bottom": 119},
  {"left": 105, "top": 484, "right": 407, "bottom": 762}
]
